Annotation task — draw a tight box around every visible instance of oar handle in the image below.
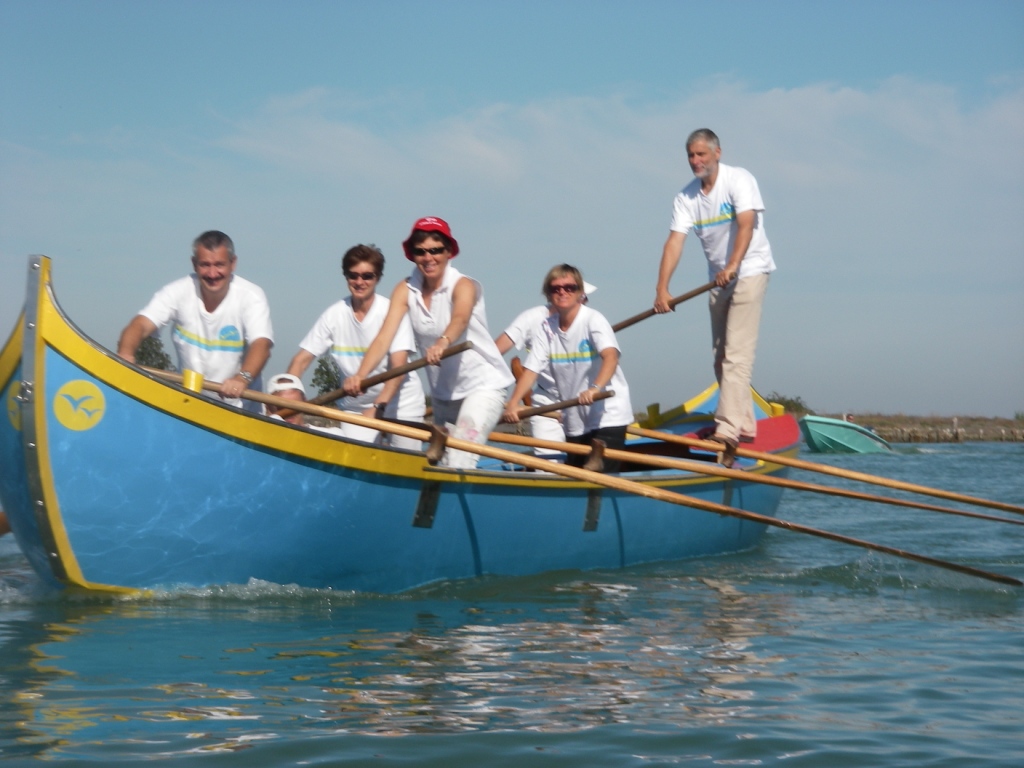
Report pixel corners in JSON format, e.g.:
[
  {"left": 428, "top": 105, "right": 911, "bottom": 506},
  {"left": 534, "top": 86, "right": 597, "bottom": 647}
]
[
  {"left": 612, "top": 281, "right": 717, "bottom": 332},
  {"left": 309, "top": 340, "right": 474, "bottom": 405},
  {"left": 516, "top": 390, "right": 613, "bottom": 419}
]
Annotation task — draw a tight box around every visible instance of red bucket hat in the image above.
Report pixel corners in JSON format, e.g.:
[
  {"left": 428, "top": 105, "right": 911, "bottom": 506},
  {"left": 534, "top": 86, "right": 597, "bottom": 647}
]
[{"left": 402, "top": 216, "right": 460, "bottom": 260}]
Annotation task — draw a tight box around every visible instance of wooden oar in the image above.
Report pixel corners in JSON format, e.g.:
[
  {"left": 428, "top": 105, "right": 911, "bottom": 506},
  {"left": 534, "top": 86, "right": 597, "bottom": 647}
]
[
  {"left": 309, "top": 340, "right": 474, "bottom": 405},
  {"left": 513, "top": 390, "right": 613, "bottom": 420},
  {"left": 612, "top": 281, "right": 716, "bottom": 333},
  {"left": 628, "top": 425, "right": 1024, "bottom": 517},
  {"left": 144, "top": 373, "right": 1020, "bottom": 587},
  {"left": 490, "top": 432, "right": 1024, "bottom": 528}
]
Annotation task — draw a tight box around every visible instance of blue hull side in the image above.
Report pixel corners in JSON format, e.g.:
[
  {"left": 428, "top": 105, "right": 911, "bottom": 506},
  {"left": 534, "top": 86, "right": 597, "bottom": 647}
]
[{"left": 41, "top": 347, "right": 783, "bottom": 592}]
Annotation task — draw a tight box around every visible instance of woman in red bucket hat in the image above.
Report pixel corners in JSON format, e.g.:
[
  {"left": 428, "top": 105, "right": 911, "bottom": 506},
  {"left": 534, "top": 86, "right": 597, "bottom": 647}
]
[{"left": 343, "top": 217, "right": 514, "bottom": 468}]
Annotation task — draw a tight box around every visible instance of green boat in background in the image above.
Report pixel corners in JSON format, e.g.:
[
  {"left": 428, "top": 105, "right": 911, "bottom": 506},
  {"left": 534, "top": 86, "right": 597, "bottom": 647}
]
[{"left": 798, "top": 414, "right": 893, "bottom": 454}]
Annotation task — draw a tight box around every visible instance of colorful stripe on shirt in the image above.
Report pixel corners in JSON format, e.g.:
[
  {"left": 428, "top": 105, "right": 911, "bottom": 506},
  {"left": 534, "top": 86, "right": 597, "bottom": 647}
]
[
  {"left": 173, "top": 324, "right": 244, "bottom": 352},
  {"left": 550, "top": 340, "right": 598, "bottom": 365},
  {"left": 330, "top": 345, "right": 368, "bottom": 359},
  {"left": 693, "top": 202, "right": 736, "bottom": 231}
]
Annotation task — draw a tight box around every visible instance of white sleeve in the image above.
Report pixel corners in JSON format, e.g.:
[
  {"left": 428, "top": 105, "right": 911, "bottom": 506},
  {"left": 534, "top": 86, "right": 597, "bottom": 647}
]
[
  {"left": 669, "top": 191, "right": 695, "bottom": 234},
  {"left": 297, "top": 308, "right": 335, "bottom": 357},
  {"left": 138, "top": 279, "right": 186, "bottom": 329},
  {"left": 587, "top": 311, "right": 621, "bottom": 355},
  {"left": 729, "top": 167, "right": 765, "bottom": 214},
  {"left": 241, "top": 284, "right": 274, "bottom": 343}
]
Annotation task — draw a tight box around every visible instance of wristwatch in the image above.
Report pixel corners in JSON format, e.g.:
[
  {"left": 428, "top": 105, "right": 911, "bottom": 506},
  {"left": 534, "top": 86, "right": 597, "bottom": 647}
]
[{"left": 237, "top": 370, "right": 254, "bottom": 384}]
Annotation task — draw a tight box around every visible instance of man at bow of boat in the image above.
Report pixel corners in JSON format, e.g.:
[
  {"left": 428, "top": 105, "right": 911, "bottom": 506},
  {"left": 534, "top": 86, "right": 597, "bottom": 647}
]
[
  {"left": 652, "top": 128, "right": 776, "bottom": 458},
  {"left": 116, "top": 230, "right": 274, "bottom": 412}
]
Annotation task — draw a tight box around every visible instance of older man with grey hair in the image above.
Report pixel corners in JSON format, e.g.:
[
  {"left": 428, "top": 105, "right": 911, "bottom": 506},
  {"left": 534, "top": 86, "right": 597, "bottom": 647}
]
[{"left": 653, "top": 129, "right": 776, "bottom": 465}]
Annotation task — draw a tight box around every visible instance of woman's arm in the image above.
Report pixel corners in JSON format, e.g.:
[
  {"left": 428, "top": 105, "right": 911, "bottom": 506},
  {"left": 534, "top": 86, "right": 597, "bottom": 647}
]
[
  {"left": 578, "top": 347, "right": 619, "bottom": 405},
  {"left": 424, "top": 276, "right": 476, "bottom": 365},
  {"left": 344, "top": 281, "right": 410, "bottom": 395}
]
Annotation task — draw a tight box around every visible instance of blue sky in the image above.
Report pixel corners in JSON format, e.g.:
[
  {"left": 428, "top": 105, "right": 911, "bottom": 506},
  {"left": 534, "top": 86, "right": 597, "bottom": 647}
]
[{"left": 2, "top": 0, "right": 1022, "bottom": 417}]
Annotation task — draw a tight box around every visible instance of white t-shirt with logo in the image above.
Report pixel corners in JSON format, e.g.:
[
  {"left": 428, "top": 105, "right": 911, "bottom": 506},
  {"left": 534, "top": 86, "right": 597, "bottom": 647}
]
[
  {"left": 297, "top": 295, "right": 425, "bottom": 420},
  {"left": 524, "top": 306, "right": 632, "bottom": 436},
  {"left": 139, "top": 274, "right": 273, "bottom": 409},
  {"left": 670, "top": 163, "right": 776, "bottom": 280}
]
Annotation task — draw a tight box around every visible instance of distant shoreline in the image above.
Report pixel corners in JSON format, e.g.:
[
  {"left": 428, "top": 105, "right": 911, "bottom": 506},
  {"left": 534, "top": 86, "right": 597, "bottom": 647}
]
[{"left": 813, "top": 413, "right": 1024, "bottom": 443}]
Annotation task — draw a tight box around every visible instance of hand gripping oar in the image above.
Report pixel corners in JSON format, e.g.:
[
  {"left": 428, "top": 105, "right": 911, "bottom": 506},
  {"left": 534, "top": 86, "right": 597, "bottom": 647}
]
[
  {"left": 627, "top": 426, "right": 1024, "bottom": 517},
  {"left": 146, "top": 372, "right": 1022, "bottom": 588},
  {"left": 510, "top": 390, "right": 614, "bottom": 420},
  {"left": 309, "top": 340, "right": 474, "bottom": 405},
  {"left": 488, "top": 432, "right": 1024, "bottom": 528},
  {"left": 612, "top": 281, "right": 717, "bottom": 333}
]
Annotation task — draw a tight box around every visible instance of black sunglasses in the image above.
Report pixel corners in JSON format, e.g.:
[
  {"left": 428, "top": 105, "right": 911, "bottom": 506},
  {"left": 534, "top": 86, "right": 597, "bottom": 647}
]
[
  {"left": 345, "top": 271, "right": 378, "bottom": 281},
  {"left": 548, "top": 283, "right": 580, "bottom": 295},
  {"left": 410, "top": 246, "right": 447, "bottom": 256}
]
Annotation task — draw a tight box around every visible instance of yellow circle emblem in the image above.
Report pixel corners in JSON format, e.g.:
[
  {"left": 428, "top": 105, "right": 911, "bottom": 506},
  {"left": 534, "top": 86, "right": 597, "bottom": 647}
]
[
  {"left": 5, "top": 380, "right": 20, "bottom": 432},
  {"left": 53, "top": 381, "right": 105, "bottom": 431}
]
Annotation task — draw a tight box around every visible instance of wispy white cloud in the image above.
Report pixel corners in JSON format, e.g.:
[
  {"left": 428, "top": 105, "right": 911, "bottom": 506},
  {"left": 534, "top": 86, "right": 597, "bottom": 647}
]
[{"left": 2, "top": 77, "right": 1022, "bottom": 415}]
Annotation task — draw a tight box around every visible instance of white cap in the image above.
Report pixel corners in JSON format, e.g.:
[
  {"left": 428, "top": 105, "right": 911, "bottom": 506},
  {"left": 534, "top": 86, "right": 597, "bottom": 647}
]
[{"left": 267, "top": 373, "right": 306, "bottom": 396}]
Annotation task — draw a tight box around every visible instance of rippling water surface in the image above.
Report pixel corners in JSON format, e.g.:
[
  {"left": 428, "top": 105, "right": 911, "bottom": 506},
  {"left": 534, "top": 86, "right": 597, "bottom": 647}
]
[{"left": 1, "top": 442, "right": 1022, "bottom": 766}]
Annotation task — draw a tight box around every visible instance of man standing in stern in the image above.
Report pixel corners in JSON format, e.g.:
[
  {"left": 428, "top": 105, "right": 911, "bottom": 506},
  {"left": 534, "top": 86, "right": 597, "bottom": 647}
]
[
  {"left": 653, "top": 129, "right": 776, "bottom": 464},
  {"left": 117, "top": 230, "right": 274, "bottom": 412}
]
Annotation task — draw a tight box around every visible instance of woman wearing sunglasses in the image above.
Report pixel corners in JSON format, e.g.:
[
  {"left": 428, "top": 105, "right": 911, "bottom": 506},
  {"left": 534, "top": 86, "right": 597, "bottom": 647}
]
[
  {"left": 285, "top": 243, "right": 425, "bottom": 450},
  {"left": 343, "top": 217, "right": 514, "bottom": 468},
  {"left": 494, "top": 280, "right": 597, "bottom": 459},
  {"left": 502, "top": 264, "right": 633, "bottom": 472}
]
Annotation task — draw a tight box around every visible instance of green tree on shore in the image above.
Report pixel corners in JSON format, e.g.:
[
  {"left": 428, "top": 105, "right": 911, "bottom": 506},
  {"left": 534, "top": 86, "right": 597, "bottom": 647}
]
[
  {"left": 767, "top": 391, "right": 812, "bottom": 416},
  {"left": 311, "top": 354, "right": 342, "bottom": 397},
  {"left": 136, "top": 334, "right": 174, "bottom": 371}
]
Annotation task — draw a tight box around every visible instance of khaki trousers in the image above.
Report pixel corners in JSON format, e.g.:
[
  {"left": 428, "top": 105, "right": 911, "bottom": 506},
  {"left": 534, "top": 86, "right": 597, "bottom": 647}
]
[{"left": 708, "top": 272, "right": 770, "bottom": 442}]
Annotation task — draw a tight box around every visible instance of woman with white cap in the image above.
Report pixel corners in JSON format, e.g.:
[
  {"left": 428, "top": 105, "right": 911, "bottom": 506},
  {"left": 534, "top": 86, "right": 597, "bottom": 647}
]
[
  {"left": 286, "top": 244, "right": 425, "bottom": 450},
  {"left": 502, "top": 264, "right": 633, "bottom": 472},
  {"left": 343, "top": 217, "right": 514, "bottom": 468}
]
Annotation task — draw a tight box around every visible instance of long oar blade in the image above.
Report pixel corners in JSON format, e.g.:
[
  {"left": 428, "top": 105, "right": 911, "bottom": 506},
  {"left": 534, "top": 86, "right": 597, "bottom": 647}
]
[
  {"left": 628, "top": 426, "right": 1024, "bottom": 517},
  {"left": 490, "top": 432, "right": 1024, "bottom": 527}
]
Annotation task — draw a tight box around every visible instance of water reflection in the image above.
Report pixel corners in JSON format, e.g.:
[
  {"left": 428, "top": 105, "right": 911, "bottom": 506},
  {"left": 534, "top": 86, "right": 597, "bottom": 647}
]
[{"left": 0, "top": 571, "right": 789, "bottom": 757}]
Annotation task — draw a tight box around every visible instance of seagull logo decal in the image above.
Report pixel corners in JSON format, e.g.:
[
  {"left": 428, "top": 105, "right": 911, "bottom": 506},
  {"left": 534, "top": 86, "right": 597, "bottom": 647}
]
[{"left": 53, "top": 380, "right": 106, "bottom": 431}]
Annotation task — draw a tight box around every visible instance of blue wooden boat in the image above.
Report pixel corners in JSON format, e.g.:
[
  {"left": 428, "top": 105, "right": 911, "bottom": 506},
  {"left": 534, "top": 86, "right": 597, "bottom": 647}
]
[
  {"left": 1, "top": 256, "right": 800, "bottom": 595},
  {"left": 799, "top": 414, "right": 893, "bottom": 454}
]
